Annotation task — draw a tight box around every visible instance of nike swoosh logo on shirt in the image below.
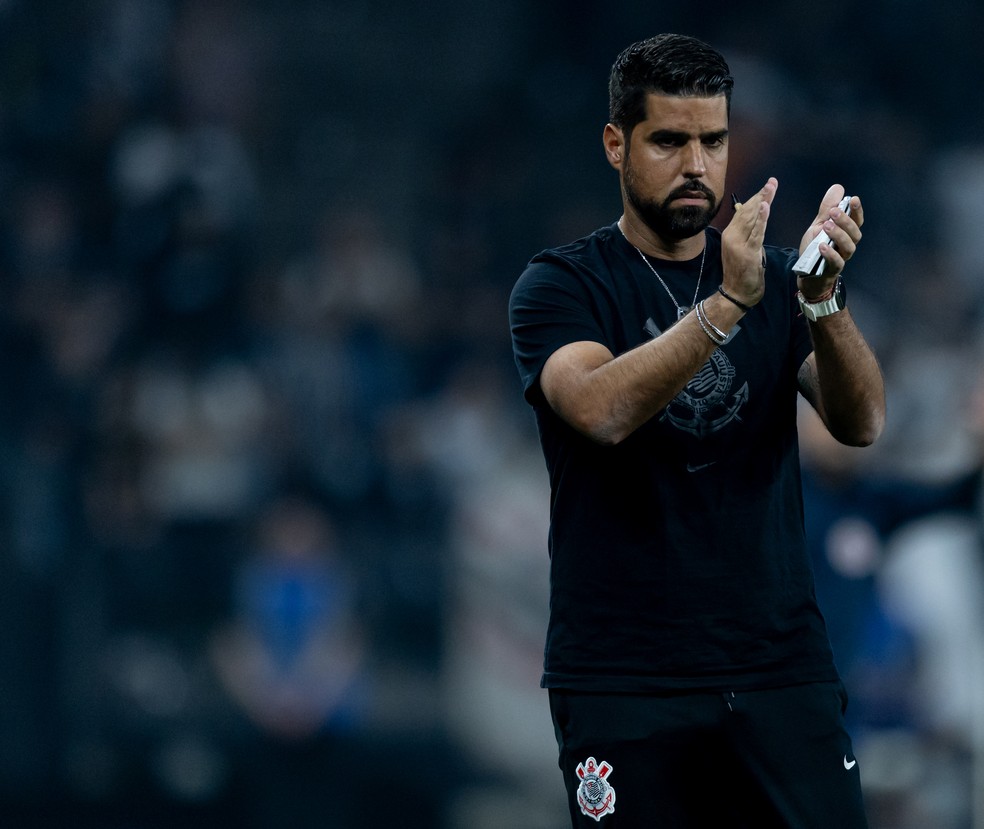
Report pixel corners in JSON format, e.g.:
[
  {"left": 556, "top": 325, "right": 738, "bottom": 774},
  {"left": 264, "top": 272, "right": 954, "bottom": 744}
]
[{"left": 843, "top": 756, "right": 857, "bottom": 770}]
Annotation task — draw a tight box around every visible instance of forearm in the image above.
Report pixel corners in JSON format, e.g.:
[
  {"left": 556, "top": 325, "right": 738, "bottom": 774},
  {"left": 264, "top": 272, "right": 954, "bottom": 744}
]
[
  {"left": 801, "top": 309, "right": 886, "bottom": 446},
  {"left": 543, "top": 294, "right": 744, "bottom": 445},
  {"left": 542, "top": 182, "right": 773, "bottom": 445}
]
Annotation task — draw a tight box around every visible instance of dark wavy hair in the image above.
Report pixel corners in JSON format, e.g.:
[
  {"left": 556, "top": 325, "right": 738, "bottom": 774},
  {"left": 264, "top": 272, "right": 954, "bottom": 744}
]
[{"left": 608, "top": 34, "right": 733, "bottom": 134}]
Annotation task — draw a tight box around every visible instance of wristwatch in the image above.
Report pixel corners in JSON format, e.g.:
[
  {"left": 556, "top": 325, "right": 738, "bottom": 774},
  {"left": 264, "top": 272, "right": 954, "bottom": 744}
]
[{"left": 797, "top": 278, "right": 846, "bottom": 321}]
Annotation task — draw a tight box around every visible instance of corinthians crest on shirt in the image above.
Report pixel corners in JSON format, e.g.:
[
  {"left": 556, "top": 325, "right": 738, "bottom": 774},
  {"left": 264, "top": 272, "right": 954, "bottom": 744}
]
[
  {"left": 643, "top": 317, "right": 748, "bottom": 439},
  {"left": 575, "top": 757, "right": 616, "bottom": 821}
]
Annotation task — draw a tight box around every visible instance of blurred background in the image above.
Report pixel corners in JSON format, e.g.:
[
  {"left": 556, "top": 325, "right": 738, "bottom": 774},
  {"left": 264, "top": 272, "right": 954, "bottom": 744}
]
[{"left": 2, "top": 0, "right": 984, "bottom": 826}]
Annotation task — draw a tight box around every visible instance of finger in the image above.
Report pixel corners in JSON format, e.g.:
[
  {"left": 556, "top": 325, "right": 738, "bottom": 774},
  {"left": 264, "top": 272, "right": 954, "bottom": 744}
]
[
  {"left": 752, "top": 178, "right": 777, "bottom": 235},
  {"left": 824, "top": 213, "right": 859, "bottom": 252},
  {"left": 733, "top": 177, "right": 778, "bottom": 216},
  {"left": 760, "top": 176, "right": 779, "bottom": 205},
  {"left": 848, "top": 195, "right": 864, "bottom": 230},
  {"left": 815, "top": 183, "right": 846, "bottom": 221},
  {"left": 818, "top": 242, "right": 846, "bottom": 276},
  {"left": 733, "top": 177, "right": 777, "bottom": 243},
  {"left": 830, "top": 199, "right": 865, "bottom": 256},
  {"left": 748, "top": 196, "right": 771, "bottom": 248}
]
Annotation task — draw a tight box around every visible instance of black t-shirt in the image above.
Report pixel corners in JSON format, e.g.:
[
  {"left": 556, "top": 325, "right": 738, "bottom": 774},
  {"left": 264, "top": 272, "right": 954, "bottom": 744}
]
[{"left": 509, "top": 223, "right": 838, "bottom": 693}]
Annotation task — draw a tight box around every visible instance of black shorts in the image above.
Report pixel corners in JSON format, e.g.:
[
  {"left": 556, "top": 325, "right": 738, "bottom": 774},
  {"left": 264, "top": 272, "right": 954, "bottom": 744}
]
[{"left": 549, "top": 681, "right": 868, "bottom": 828}]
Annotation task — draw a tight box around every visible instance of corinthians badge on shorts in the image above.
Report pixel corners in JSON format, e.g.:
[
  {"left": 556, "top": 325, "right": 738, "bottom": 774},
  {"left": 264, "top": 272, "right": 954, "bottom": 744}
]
[{"left": 575, "top": 756, "right": 616, "bottom": 821}]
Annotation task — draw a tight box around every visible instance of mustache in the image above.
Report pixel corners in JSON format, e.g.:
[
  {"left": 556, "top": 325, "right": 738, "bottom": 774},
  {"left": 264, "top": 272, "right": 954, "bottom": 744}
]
[{"left": 666, "top": 182, "right": 716, "bottom": 203}]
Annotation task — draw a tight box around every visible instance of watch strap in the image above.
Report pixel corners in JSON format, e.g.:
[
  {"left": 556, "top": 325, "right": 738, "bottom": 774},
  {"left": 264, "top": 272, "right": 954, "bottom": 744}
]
[{"left": 797, "top": 278, "right": 846, "bottom": 321}]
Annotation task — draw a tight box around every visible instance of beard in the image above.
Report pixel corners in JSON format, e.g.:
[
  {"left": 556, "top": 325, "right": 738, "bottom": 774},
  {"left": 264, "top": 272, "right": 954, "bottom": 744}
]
[{"left": 623, "top": 161, "right": 721, "bottom": 241}]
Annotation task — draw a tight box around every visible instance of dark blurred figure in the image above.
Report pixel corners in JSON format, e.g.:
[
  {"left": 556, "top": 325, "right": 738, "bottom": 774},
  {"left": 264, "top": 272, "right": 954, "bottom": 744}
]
[{"left": 798, "top": 402, "right": 983, "bottom": 828}]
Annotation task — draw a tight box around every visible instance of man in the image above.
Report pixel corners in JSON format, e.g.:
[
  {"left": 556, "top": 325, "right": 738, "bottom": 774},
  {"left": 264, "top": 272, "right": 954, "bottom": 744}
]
[{"left": 508, "top": 34, "right": 885, "bottom": 828}]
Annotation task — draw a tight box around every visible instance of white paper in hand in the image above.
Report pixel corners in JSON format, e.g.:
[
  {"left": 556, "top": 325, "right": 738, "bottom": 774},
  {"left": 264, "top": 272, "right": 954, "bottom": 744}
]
[{"left": 792, "top": 196, "right": 852, "bottom": 277}]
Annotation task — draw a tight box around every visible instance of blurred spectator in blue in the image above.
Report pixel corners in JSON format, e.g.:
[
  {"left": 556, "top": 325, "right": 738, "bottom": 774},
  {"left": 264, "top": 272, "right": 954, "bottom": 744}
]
[
  {"left": 210, "top": 494, "right": 366, "bottom": 740},
  {"left": 206, "top": 493, "right": 464, "bottom": 828}
]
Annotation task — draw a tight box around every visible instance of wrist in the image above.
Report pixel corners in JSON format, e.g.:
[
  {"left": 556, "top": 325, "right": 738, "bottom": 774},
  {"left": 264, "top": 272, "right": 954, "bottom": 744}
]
[
  {"left": 717, "top": 284, "right": 753, "bottom": 312},
  {"left": 798, "top": 282, "right": 836, "bottom": 303},
  {"left": 797, "top": 277, "right": 847, "bottom": 321},
  {"left": 695, "top": 296, "right": 742, "bottom": 346}
]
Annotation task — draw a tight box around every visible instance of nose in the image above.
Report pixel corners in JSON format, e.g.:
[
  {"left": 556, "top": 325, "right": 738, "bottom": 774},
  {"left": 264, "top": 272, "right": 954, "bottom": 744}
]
[{"left": 682, "top": 140, "right": 707, "bottom": 177}]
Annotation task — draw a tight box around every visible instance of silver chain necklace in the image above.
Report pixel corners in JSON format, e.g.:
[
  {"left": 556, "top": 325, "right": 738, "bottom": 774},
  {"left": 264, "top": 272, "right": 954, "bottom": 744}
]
[{"left": 620, "top": 225, "right": 707, "bottom": 320}]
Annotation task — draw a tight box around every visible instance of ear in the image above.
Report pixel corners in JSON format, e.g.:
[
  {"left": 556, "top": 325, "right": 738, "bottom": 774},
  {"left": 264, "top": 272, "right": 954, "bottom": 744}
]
[{"left": 603, "top": 123, "right": 625, "bottom": 170}]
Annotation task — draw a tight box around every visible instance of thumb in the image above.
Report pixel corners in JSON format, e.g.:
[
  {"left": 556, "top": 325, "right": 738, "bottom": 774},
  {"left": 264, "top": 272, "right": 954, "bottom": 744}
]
[{"left": 815, "top": 183, "right": 846, "bottom": 220}]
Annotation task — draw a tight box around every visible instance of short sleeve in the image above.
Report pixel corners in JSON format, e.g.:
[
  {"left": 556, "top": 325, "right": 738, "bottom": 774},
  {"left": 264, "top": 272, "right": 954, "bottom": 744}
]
[{"left": 509, "top": 259, "right": 608, "bottom": 405}]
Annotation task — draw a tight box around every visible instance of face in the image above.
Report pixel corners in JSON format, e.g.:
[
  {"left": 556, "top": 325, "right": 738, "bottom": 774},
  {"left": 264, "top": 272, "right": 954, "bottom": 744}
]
[{"left": 610, "top": 93, "right": 729, "bottom": 241}]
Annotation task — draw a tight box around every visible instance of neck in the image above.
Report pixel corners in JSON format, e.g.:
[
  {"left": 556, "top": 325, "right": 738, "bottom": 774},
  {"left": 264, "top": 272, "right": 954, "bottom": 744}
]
[{"left": 617, "top": 214, "right": 705, "bottom": 261}]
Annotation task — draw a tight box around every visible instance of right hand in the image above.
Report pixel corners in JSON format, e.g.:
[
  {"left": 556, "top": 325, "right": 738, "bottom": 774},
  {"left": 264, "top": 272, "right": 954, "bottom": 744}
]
[{"left": 720, "top": 177, "right": 777, "bottom": 308}]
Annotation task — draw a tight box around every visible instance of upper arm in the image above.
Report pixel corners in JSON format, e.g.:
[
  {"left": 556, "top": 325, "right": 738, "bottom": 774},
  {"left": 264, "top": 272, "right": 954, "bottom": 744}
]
[{"left": 509, "top": 260, "right": 607, "bottom": 405}]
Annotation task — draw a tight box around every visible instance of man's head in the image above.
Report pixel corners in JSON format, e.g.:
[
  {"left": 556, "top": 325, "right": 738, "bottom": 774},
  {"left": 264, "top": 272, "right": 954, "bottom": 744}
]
[
  {"left": 605, "top": 35, "right": 734, "bottom": 243},
  {"left": 608, "top": 34, "right": 733, "bottom": 136}
]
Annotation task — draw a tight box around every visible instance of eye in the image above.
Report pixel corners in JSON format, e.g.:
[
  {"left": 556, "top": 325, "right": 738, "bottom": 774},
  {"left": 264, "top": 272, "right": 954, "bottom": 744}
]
[{"left": 649, "top": 131, "right": 687, "bottom": 148}]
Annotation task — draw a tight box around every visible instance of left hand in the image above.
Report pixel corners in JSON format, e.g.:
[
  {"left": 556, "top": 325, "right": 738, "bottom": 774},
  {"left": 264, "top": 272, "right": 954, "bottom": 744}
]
[{"left": 797, "top": 185, "right": 863, "bottom": 300}]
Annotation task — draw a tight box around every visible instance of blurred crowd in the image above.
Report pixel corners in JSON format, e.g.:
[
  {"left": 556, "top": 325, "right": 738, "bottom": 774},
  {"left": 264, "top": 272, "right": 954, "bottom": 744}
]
[{"left": 2, "top": 1, "right": 984, "bottom": 827}]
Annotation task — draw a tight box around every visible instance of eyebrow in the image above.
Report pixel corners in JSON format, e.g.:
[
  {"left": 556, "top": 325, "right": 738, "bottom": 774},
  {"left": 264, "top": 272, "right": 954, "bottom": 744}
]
[{"left": 646, "top": 128, "right": 729, "bottom": 143}]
